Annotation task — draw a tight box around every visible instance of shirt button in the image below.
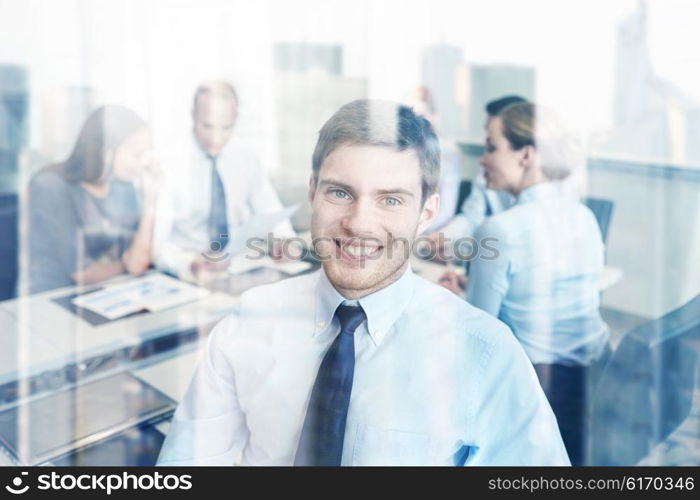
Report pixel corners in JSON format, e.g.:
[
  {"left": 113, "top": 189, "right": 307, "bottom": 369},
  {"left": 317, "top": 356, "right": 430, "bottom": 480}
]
[
  {"left": 316, "top": 320, "right": 326, "bottom": 328},
  {"left": 374, "top": 330, "right": 382, "bottom": 337}
]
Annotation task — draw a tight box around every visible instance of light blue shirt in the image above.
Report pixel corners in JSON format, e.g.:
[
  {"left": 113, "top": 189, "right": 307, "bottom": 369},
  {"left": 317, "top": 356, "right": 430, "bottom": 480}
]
[
  {"left": 466, "top": 182, "right": 610, "bottom": 366},
  {"left": 158, "top": 266, "right": 569, "bottom": 465},
  {"left": 440, "top": 173, "right": 516, "bottom": 241}
]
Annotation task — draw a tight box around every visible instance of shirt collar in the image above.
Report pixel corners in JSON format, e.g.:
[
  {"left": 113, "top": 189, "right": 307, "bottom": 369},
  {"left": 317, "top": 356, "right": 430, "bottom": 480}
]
[
  {"left": 313, "top": 264, "right": 416, "bottom": 346},
  {"left": 191, "top": 133, "right": 232, "bottom": 163},
  {"left": 516, "top": 181, "right": 562, "bottom": 205}
]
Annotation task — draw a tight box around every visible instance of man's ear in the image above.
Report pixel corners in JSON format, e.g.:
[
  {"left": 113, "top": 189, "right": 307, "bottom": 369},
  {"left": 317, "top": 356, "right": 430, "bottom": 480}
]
[
  {"left": 417, "top": 192, "right": 440, "bottom": 235},
  {"left": 308, "top": 175, "right": 317, "bottom": 205},
  {"left": 519, "top": 145, "right": 536, "bottom": 170}
]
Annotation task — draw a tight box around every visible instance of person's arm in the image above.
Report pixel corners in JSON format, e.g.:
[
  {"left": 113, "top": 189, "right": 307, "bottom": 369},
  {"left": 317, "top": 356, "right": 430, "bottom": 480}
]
[
  {"left": 465, "top": 321, "right": 570, "bottom": 465},
  {"left": 151, "top": 166, "right": 203, "bottom": 281},
  {"left": 245, "top": 154, "right": 296, "bottom": 239},
  {"left": 157, "top": 312, "right": 249, "bottom": 465},
  {"left": 70, "top": 261, "right": 126, "bottom": 286},
  {"left": 72, "top": 166, "right": 162, "bottom": 285},
  {"left": 465, "top": 221, "right": 510, "bottom": 317},
  {"left": 437, "top": 176, "right": 490, "bottom": 242},
  {"left": 121, "top": 161, "right": 162, "bottom": 275}
]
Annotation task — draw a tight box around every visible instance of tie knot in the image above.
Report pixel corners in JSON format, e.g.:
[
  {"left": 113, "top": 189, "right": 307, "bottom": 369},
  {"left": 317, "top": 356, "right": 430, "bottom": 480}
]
[{"left": 334, "top": 304, "right": 366, "bottom": 335}]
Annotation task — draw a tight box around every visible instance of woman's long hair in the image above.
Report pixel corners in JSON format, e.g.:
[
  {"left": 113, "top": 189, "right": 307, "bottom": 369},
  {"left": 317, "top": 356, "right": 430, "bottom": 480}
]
[{"left": 51, "top": 105, "right": 146, "bottom": 183}]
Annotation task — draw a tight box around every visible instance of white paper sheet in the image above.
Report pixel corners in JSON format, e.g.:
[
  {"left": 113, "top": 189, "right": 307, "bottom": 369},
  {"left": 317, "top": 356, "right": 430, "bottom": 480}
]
[{"left": 72, "top": 274, "right": 210, "bottom": 320}]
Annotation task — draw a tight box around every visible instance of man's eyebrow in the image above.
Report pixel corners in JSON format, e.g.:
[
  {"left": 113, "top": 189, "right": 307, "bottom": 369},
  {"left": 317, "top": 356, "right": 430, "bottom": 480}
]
[
  {"left": 375, "top": 188, "right": 415, "bottom": 199},
  {"left": 318, "top": 179, "right": 356, "bottom": 194}
]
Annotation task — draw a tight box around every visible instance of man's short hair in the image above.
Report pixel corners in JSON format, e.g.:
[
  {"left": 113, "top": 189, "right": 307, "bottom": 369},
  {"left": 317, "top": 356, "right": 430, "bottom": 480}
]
[
  {"left": 192, "top": 80, "right": 239, "bottom": 113},
  {"left": 485, "top": 95, "right": 528, "bottom": 117},
  {"left": 311, "top": 99, "right": 440, "bottom": 203}
]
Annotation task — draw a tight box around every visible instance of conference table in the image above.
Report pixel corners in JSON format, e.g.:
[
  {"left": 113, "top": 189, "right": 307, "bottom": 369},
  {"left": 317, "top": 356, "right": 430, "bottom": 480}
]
[{"left": 0, "top": 262, "right": 307, "bottom": 465}]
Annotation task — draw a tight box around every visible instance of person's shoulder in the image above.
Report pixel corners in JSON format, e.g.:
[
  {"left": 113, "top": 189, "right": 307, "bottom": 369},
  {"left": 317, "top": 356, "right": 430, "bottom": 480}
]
[
  {"left": 411, "top": 274, "right": 512, "bottom": 340},
  {"left": 30, "top": 167, "right": 69, "bottom": 190},
  {"left": 410, "top": 275, "right": 526, "bottom": 370},
  {"left": 29, "top": 167, "right": 74, "bottom": 201},
  {"left": 238, "top": 270, "right": 318, "bottom": 312},
  {"left": 475, "top": 209, "right": 519, "bottom": 242},
  {"left": 223, "top": 139, "right": 260, "bottom": 165}
]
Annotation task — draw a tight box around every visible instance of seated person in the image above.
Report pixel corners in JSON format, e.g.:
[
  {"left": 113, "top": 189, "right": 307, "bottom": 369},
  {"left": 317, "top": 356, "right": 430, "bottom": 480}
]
[
  {"left": 442, "top": 102, "right": 609, "bottom": 465},
  {"left": 154, "top": 80, "right": 296, "bottom": 282},
  {"left": 26, "top": 105, "right": 160, "bottom": 294},
  {"left": 157, "top": 99, "right": 569, "bottom": 466},
  {"left": 424, "top": 95, "right": 526, "bottom": 254}
]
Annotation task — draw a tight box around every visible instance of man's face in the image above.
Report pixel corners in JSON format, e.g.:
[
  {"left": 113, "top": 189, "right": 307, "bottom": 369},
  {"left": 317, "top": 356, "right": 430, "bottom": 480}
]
[
  {"left": 192, "top": 95, "right": 237, "bottom": 157},
  {"left": 309, "top": 144, "right": 438, "bottom": 299}
]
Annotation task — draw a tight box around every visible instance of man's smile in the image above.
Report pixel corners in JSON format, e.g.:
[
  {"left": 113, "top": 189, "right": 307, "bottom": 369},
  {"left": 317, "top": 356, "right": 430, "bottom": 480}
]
[{"left": 334, "top": 237, "right": 384, "bottom": 261}]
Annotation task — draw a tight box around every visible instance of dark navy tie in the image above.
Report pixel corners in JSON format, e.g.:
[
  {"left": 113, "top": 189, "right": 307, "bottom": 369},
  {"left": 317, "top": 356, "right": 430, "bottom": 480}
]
[
  {"left": 294, "top": 304, "right": 366, "bottom": 466},
  {"left": 208, "top": 156, "right": 229, "bottom": 252}
]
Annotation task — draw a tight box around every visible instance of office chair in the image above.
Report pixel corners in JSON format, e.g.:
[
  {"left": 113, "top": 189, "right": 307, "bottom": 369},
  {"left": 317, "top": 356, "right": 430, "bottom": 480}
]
[
  {"left": 455, "top": 179, "right": 472, "bottom": 215},
  {"left": 584, "top": 197, "right": 614, "bottom": 244},
  {"left": 0, "top": 192, "right": 18, "bottom": 301},
  {"left": 588, "top": 295, "right": 700, "bottom": 465}
]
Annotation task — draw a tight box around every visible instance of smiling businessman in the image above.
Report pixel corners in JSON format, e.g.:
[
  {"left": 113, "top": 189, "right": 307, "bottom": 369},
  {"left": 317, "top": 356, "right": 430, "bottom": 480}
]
[{"left": 157, "top": 99, "right": 569, "bottom": 466}]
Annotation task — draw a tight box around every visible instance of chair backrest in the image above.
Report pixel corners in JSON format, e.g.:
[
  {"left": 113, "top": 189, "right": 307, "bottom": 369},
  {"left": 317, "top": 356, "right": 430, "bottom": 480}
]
[
  {"left": 455, "top": 179, "right": 472, "bottom": 215},
  {"left": 589, "top": 295, "right": 700, "bottom": 465},
  {"left": 0, "top": 192, "right": 19, "bottom": 301},
  {"left": 584, "top": 197, "right": 614, "bottom": 244}
]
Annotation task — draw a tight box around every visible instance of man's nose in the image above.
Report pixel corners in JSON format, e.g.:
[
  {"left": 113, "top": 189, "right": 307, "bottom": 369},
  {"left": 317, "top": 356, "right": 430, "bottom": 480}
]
[
  {"left": 341, "top": 199, "right": 378, "bottom": 236},
  {"left": 209, "top": 132, "right": 224, "bottom": 147}
]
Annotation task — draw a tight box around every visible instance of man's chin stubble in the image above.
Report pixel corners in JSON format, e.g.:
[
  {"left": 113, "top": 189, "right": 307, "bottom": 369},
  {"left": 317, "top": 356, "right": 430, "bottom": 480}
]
[{"left": 324, "top": 259, "right": 408, "bottom": 299}]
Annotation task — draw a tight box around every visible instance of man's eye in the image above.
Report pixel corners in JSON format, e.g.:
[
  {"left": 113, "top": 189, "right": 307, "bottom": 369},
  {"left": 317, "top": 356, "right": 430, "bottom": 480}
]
[
  {"left": 384, "top": 197, "right": 401, "bottom": 206},
  {"left": 332, "top": 189, "right": 349, "bottom": 199}
]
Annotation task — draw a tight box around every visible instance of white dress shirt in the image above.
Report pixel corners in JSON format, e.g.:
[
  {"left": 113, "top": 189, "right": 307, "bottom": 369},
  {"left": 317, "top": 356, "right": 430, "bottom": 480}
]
[
  {"left": 466, "top": 182, "right": 610, "bottom": 366},
  {"left": 154, "top": 136, "right": 295, "bottom": 280},
  {"left": 157, "top": 266, "right": 569, "bottom": 466}
]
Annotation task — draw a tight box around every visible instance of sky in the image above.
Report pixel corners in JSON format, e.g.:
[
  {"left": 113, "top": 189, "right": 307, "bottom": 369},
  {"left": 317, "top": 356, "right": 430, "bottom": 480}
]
[{"left": 1, "top": 0, "right": 698, "bottom": 162}]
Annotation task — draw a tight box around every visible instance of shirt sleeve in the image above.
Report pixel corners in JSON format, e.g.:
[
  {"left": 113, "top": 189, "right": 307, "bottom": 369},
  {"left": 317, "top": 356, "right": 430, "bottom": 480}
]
[
  {"left": 152, "top": 177, "right": 199, "bottom": 282},
  {"left": 157, "top": 312, "right": 249, "bottom": 465},
  {"left": 465, "top": 221, "right": 510, "bottom": 317},
  {"left": 245, "top": 154, "right": 296, "bottom": 239},
  {"left": 466, "top": 323, "right": 571, "bottom": 466},
  {"left": 439, "top": 178, "right": 489, "bottom": 241}
]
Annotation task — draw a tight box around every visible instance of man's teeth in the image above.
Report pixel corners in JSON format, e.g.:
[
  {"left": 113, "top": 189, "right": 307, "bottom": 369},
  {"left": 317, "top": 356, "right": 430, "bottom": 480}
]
[{"left": 343, "top": 244, "right": 379, "bottom": 256}]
